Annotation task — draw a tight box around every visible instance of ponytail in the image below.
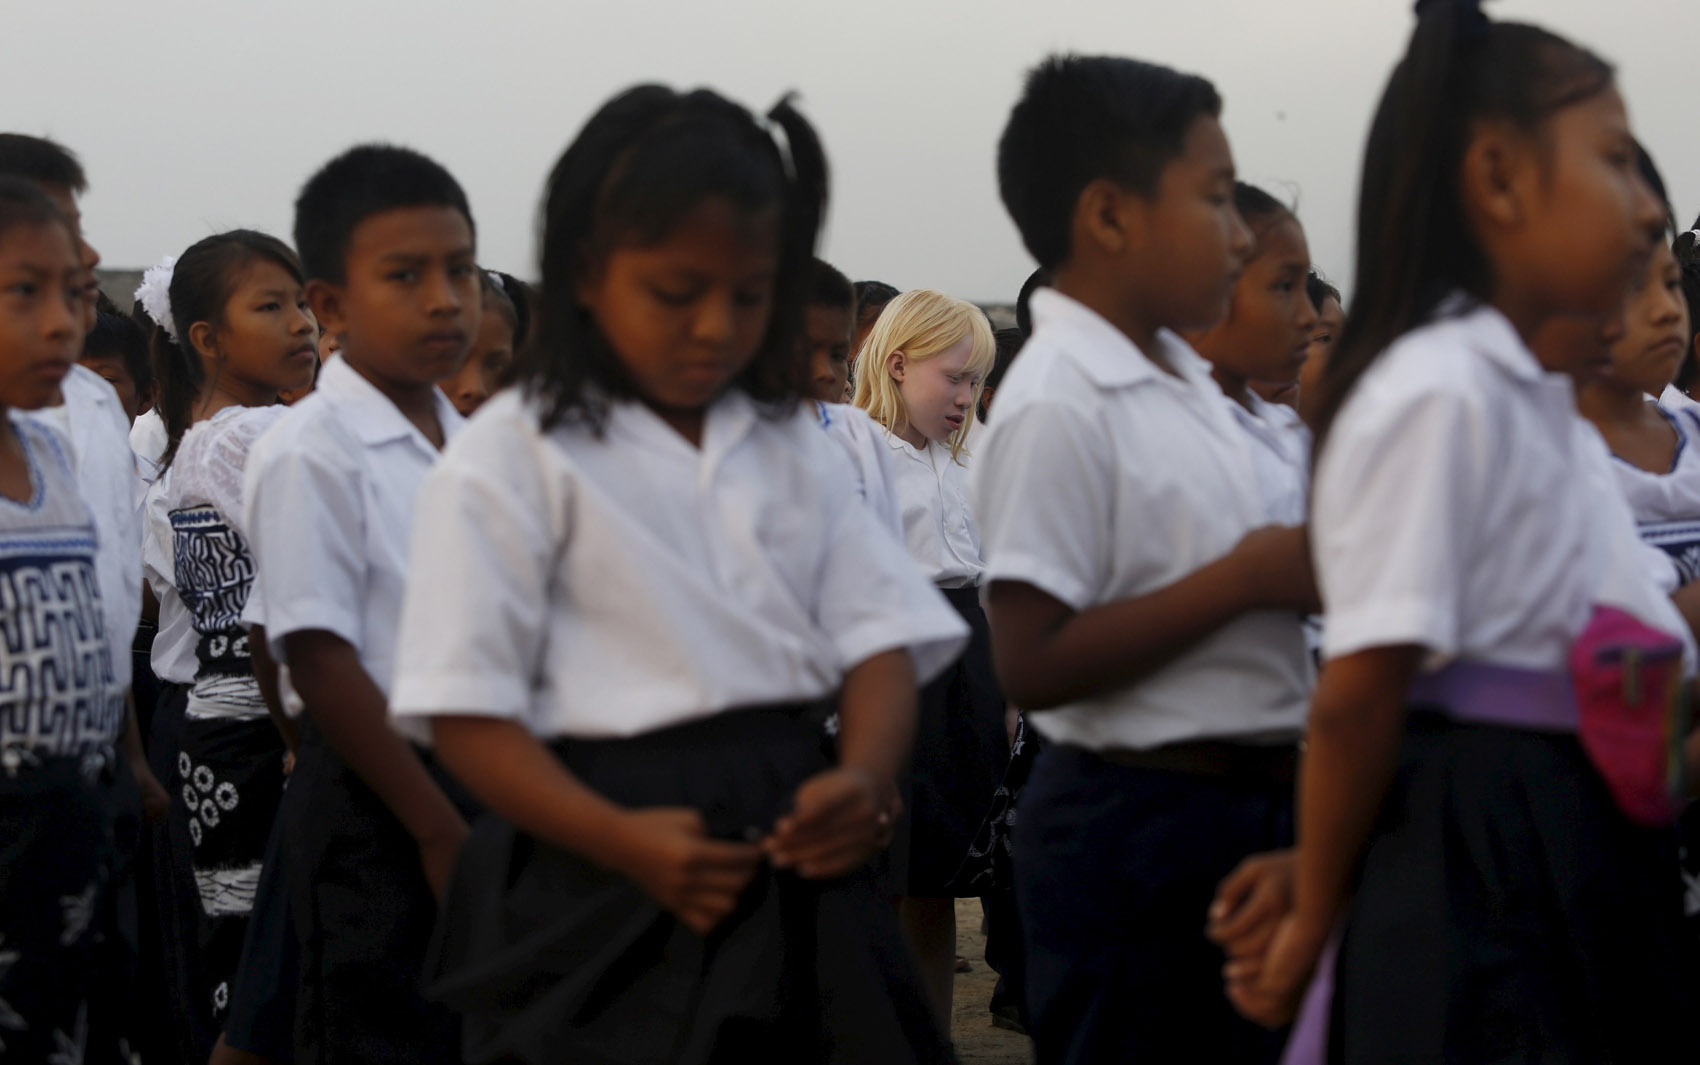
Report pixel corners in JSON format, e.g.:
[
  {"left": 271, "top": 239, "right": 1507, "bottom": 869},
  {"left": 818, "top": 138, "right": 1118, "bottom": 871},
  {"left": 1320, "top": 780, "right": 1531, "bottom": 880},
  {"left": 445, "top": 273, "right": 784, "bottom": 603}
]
[
  {"left": 1311, "top": 0, "right": 1613, "bottom": 448},
  {"left": 151, "top": 325, "right": 204, "bottom": 469}
]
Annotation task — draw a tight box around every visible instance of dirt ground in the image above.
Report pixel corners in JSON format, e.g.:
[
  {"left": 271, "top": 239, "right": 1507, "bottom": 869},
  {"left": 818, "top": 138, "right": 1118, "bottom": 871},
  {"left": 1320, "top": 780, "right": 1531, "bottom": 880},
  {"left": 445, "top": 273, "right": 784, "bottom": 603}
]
[{"left": 951, "top": 898, "right": 1034, "bottom": 1065}]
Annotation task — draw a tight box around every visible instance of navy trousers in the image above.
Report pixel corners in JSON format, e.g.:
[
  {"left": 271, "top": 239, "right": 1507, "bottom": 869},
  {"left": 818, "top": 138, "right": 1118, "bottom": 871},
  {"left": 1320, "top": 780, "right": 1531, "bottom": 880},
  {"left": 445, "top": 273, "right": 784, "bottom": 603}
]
[{"left": 1013, "top": 743, "right": 1291, "bottom": 1065}]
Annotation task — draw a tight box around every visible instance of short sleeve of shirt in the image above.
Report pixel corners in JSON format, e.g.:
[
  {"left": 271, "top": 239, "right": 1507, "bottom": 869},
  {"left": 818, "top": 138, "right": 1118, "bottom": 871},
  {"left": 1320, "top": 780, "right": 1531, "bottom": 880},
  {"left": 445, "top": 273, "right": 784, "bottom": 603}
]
[
  {"left": 389, "top": 424, "right": 555, "bottom": 721},
  {"left": 243, "top": 429, "right": 367, "bottom": 658},
  {"left": 811, "top": 471, "right": 968, "bottom": 685},
  {"left": 1314, "top": 384, "right": 1484, "bottom": 661},
  {"left": 973, "top": 399, "right": 1111, "bottom": 611}
]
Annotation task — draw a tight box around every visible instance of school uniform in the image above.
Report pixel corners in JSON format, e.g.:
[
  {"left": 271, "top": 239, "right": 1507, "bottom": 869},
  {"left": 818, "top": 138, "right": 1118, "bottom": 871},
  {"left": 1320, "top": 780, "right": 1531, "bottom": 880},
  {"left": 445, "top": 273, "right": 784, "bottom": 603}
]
[
  {"left": 1660, "top": 383, "right": 1700, "bottom": 416},
  {"left": 1587, "top": 402, "right": 1700, "bottom": 953},
  {"left": 1299, "top": 298, "right": 1693, "bottom": 1063},
  {"left": 879, "top": 430, "right": 1009, "bottom": 897},
  {"left": 970, "top": 289, "right": 1309, "bottom": 1065},
  {"left": 242, "top": 356, "right": 470, "bottom": 1065},
  {"left": 0, "top": 415, "right": 129, "bottom": 1065},
  {"left": 389, "top": 388, "right": 967, "bottom": 1065},
  {"left": 23, "top": 364, "right": 142, "bottom": 698},
  {"left": 156, "top": 406, "right": 291, "bottom": 1044},
  {"left": 816, "top": 400, "right": 902, "bottom": 535}
]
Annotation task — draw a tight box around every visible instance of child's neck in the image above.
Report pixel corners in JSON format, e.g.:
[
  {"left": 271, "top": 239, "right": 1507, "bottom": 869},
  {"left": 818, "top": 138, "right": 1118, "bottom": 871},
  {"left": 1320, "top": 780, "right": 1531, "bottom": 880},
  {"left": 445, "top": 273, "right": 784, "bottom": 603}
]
[
  {"left": 1577, "top": 377, "right": 1658, "bottom": 429},
  {"left": 0, "top": 409, "right": 29, "bottom": 504},
  {"left": 1208, "top": 364, "right": 1253, "bottom": 411},
  {"left": 343, "top": 351, "right": 445, "bottom": 449},
  {"left": 1049, "top": 266, "right": 1176, "bottom": 377},
  {"left": 195, "top": 378, "right": 276, "bottom": 425},
  {"left": 893, "top": 420, "right": 929, "bottom": 451}
]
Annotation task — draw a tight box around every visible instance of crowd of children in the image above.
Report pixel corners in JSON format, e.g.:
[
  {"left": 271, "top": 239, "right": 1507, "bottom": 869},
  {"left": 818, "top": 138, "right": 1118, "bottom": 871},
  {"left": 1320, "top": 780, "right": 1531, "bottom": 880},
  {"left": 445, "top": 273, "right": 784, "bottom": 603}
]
[{"left": 4, "top": 1, "right": 1700, "bottom": 1062}]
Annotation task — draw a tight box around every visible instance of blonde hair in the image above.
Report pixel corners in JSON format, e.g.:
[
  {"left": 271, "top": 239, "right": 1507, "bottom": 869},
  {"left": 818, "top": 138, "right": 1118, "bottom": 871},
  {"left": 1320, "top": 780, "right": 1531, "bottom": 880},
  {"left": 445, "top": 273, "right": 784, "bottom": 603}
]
[{"left": 851, "top": 289, "right": 996, "bottom": 460}]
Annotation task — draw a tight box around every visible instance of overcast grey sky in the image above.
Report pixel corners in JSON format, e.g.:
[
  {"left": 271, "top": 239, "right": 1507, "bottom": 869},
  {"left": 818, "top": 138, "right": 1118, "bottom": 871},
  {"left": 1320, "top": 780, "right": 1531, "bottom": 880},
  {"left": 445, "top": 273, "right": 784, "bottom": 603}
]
[{"left": 5, "top": 0, "right": 1695, "bottom": 302}]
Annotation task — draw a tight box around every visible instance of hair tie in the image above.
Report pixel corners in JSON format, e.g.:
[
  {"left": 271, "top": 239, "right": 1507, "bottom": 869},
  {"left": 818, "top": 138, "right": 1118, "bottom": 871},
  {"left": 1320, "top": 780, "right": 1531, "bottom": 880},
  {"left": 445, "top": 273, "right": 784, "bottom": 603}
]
[
  {"left": 134, "top": 255, "right": 178, "bottom": 343},
  {"left": 1414, "top": 0, "right": 1489, "bottom": 38}
]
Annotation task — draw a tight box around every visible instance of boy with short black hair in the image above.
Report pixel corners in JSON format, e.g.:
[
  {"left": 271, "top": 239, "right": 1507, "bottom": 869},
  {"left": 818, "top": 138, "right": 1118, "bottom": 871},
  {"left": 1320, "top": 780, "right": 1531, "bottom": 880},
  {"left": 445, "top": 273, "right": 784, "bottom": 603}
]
[
  {"left": 81, "top": 309, "right": 153, "bottom": 426},
  {"left": 974, "top": 54, "right": 1316, "bottom": 1064},
  {"left": 804, "top": 257, "right": 855, "bottom": 403},
  {"left": 243, "top": 143, "right": 481, "bottom": 1065}
]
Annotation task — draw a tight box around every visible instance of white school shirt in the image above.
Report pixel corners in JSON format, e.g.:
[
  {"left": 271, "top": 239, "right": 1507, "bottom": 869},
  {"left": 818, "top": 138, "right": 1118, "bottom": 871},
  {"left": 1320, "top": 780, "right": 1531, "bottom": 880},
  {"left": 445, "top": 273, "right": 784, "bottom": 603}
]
[
  {"left": 1659, "top": 384, "right": 1700, "bottom": 416},
  {"left": 885, "top": 433, "right": 985, "bottom": 588},
  {"left": 1315, "top": 299, "right": 1597, "bottom": 672},
  {"left": 131, "top": 406, "right": 167, "bottom": 487},
  {"left": 1227, "top": 392, "right": 1310, "bottom": 526},
  {"left": 243, "top": 357, "right": 464, "bottom": 745},
  {"left": 22, "top": 364, "right": 141, "bottom": 693},
  {"left": 0, "top": 415, "right": 126, "bottom": 758},
  {"left": 971, "top": 289, "right": 1311, "bottom": 751},
  {"left": 389, "top": 388, "right": 969, "bottom": 740},
  {"left": 142, "top": 470, "right": 197, "bottom": 686},
  {"left": 816, "top": 401, "right": 903, "bottom": 536},
  {"left": 1601, "top": 404, "right": 1700, "bottom": 589},
  {"left": 1573, "top": 417, "right": 1697, "bottom": 670}
]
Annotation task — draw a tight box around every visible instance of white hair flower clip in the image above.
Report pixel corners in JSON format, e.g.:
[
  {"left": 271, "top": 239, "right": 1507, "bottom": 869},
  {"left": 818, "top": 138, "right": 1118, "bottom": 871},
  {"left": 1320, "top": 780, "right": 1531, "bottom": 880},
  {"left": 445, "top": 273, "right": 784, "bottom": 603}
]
[
  {"left": 135, "top": 255, "right": 179, "bottom": 343},
  {"left": 485, "top": 269, "right": 503, "bottom": 287}
]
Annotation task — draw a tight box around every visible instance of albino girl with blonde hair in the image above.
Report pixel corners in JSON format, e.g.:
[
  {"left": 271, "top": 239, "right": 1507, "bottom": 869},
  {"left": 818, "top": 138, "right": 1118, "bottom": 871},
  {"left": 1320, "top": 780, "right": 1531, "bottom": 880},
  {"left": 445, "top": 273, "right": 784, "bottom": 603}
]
[{"left": 853, "top": 289, "right": 1006, "bottom": 1025}]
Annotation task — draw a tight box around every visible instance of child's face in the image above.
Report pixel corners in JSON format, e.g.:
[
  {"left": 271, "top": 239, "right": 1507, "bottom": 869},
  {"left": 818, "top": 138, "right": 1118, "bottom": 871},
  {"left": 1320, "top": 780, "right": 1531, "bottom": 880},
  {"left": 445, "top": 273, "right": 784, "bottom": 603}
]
[
  {"left": 578, "top": 196, "right": 779, "bottom": 414},
  {"left": 78, "top": 351, "right": 142, "bottom": 424},
  {"left": 39, "top": 183, "right": 101, "bottom": 331},
  {"left": 1122, "top": 116, "right": 1253, "bottom": 333},
  {"left": 1296, "top": 296, "right": 1343, "bottom": 426},
  {"left": 891, "top": 334, "right": 980, "bottom": 444},
  {"left": 0, "top": 221, "right": 86, "bottom": 410},
  {"left": 441, "top": 301, "right": 514, "bottom": 418},
  {"left": 802, "top": 303, "right": 852, "bottom": 404},
  {"left": 1497, "top": 87, "right": 1663, "bottom": 325},
  {"left": 1198, "top": 216, "right": 1315, "bottom": 390},
  {"left": 199, "top": 258, "right": 319, "bottom": 396},
  {"left": 310, "top": 206, "right": 480, "bottom": 390},
  {"left": 1603, "top": 240, "right": 1689, "bottom": 395}
]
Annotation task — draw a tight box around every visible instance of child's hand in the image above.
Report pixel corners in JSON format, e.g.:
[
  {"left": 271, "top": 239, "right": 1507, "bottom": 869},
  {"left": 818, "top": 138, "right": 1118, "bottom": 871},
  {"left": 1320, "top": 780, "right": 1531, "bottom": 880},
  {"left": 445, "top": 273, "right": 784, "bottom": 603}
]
[
  {"left": 416, "top": 821, "right": 470, "bottom": 904},
  {"left": 614, "top": 808, "right": 764, "bottom": 935},
  {"left": 1225, "top": 913, "right": 1327, "bottom": 1029},
  {"left": 1207, "top": 849, "right": 1294, "bottom": 963},
  {"left": 137, "top": 765, "right": 171, "bottom": 824},
  {"left": 1232, "top": 526, "right": 1321, "bottom": 613},
  {"left": 764, "top": 768, "right": 894, "bottom": 880}
]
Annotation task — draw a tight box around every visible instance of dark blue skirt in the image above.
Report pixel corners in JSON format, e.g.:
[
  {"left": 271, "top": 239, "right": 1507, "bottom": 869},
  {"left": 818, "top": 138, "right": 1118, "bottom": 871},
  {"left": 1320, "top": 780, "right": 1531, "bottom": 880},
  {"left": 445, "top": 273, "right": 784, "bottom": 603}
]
[
  {"left": 425, "top": 705, "right": 951, "bottom": 1065},
  {"left": 1330, "top": 711, "right": 1697, "bottom": 1063}
]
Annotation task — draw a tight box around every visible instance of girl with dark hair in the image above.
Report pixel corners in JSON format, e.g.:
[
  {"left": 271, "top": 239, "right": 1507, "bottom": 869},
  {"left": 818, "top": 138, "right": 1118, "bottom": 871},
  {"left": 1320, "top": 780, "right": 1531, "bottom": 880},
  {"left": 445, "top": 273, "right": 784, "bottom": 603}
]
[
  {"left": 387, "top": 84, "right": 964, "bottom": 1064},
  {"left": 138, "top": 229, "right": 316, "bottom": 1060},
  {"left": 1187, "top": 182, "right": 1316, "bottom": 527},
  {"left": 1222, "top": 2, "right": 1692, "bottom": 1060}
]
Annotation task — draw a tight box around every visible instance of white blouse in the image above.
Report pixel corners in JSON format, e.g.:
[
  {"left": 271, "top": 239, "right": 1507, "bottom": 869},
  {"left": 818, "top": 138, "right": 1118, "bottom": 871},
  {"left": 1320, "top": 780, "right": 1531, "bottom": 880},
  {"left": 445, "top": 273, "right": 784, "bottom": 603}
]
[
  {"left": 1315, "top": 300, "right": 1595, "bottom": 671},
  {"left": 816, "top": 401, "right": 902, "bottom": 536},
  {"left": 390, "top": 389, "right": 968, "bottom": 740},
  {"left": 885, "top": 434, "right": 985, "bottom": 588}
]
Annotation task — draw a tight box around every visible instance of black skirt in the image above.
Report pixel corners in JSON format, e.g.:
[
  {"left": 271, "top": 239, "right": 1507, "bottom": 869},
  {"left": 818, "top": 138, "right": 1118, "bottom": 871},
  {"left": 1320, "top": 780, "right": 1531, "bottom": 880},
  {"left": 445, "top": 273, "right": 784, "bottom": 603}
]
[
  {"left": 1330, "top": 711, "right": 1697, "bottom": 1064},
  {"left": 425, "top": 705, "right": 952, "bottom": 1065},
  {"left": 889, "top": 585, "right": 1009, "bottom": 897}
]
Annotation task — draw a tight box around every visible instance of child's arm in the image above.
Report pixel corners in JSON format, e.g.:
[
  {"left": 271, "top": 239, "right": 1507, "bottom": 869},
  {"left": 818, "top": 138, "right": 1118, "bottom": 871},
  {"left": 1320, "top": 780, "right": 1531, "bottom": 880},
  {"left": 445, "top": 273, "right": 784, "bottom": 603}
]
[
  {"left": 765, "top": 648, "right": 914, "bottom": 879},
  {"left": 285, "top": 630, "right": 468, "bottom": 899},
  {"left": 120, "top": 693, "right": 169, "bottom": 823},
  {"left": 1227, "top": 645, "right": 1422, "bottom": 1028},
  {"left": 988, "top": 524, "right": 1317, "bottom": 710},
  {"left": 248, "top": 623, "right": 296, "bottom": 756},
  {"left": 430, "top": 715, "right": 763, "bottom": 935}
]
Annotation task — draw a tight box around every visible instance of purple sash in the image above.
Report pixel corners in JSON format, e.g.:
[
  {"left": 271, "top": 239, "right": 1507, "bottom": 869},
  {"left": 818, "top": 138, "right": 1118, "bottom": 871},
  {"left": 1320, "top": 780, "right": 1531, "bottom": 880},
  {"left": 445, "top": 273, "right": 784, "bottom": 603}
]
[{"left": 1279, "top": 660, "right": 1573, "bottom": 1065}]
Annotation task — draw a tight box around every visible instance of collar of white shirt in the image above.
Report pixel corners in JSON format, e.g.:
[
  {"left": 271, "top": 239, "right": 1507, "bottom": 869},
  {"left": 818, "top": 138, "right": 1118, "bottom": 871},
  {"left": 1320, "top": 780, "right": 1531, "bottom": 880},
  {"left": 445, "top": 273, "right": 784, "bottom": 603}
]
[
  {"left": 317, "top": 354, "right": 464, "bottom": 449},
  {"left": 1028, "top": 287, "right": 1215, "bottom": 392},
  {"left": 605, "top": 386, "right": 761, "bottom": 479},
  {"left": 1440, "top": 294, "right": 1546, "bottom": 383}
]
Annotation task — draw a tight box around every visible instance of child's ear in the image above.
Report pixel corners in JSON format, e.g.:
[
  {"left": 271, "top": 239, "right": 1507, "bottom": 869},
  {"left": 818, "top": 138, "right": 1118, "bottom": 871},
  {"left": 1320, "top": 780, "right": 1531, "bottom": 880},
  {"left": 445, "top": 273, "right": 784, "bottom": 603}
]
[
  {"left": 187, "top": 320, "right": 220, "bottom": 363},
  {"left": 886, "top": 349, "right": 906, "bottom": 382},
  {"left": 1073, "top": 179, "right": 1137, "bottom": 258},
  {"left": 306, "top": 279, "right": 347, "bottom": 341},
  {"left": 1459, "top": 121, "right": 1532, "bottom": 232}
]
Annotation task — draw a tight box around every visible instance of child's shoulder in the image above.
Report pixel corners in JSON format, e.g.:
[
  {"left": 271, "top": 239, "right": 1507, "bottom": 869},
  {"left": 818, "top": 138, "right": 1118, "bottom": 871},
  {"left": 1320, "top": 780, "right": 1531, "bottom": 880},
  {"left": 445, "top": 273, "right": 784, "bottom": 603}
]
[
  {"left": 10, "top": 412, "right": 74, "bottom": 477},
  {"left": 1345, "top": 303, "right": 1521, "bottom": 431},
  {"left": 246, "top": 389, "right": 359, "bottom": 476}
]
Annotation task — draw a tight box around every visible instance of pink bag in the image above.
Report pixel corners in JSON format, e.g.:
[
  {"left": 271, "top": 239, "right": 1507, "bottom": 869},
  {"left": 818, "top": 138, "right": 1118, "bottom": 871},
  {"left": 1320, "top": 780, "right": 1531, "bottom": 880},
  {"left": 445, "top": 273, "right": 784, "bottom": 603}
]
[{"left": 1568, "top": 606, "right": 1691, "bottom": 826}]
